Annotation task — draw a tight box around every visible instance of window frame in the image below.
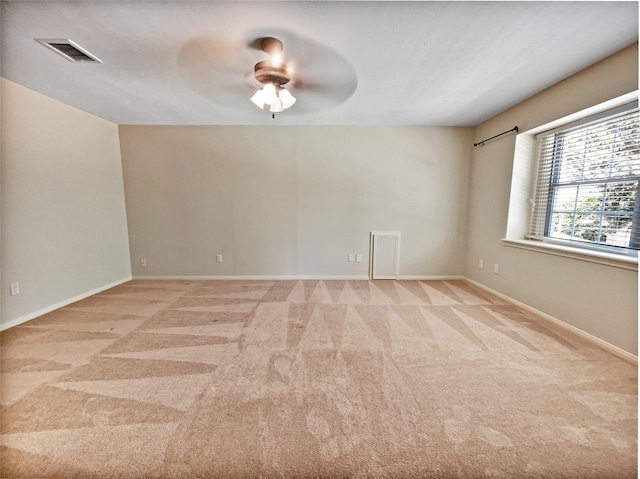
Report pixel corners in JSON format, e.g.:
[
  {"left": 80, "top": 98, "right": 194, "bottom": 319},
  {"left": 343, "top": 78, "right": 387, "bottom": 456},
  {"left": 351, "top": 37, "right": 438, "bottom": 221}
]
[
  {"left": 533, "top": 105, "right": 640, "bottom": 254},
  {"left": 503, "top": 91, "right": 639, "bottom": 271}
]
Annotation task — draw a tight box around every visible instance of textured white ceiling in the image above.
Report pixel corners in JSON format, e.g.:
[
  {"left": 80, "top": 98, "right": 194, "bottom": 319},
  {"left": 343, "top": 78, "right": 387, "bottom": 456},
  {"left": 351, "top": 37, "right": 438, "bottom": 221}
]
[{"left": 1, "top": 1, "right": 638, "bottom": 126}]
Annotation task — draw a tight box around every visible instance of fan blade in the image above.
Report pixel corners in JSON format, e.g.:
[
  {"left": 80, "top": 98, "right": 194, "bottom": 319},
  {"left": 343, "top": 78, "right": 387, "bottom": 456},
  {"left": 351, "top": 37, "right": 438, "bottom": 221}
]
[{"left": 177, "top": 35, "right": 262, "bottom": 109}]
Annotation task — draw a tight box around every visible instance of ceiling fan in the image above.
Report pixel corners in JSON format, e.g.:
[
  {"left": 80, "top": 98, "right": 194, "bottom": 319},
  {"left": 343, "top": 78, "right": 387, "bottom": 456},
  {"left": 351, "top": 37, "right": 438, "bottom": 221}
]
[
  {"left": 249, "top": 37, "right": 297, "bottom": 116},
  {"left": 176, "top": 30, "right": 358, "bottom": 118}
]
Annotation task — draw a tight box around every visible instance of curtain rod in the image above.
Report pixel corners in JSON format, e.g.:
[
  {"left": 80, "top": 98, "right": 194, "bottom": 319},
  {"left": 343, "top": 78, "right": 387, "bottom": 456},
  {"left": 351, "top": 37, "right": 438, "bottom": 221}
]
[{"left": 474, "top": 126, "right": 519, "bottom": 147}]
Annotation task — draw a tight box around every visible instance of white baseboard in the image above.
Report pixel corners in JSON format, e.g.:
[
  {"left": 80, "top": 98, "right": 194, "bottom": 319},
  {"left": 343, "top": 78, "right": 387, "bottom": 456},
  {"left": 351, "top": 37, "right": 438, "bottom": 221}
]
[
  {"left": 464, "top": 278, "right": 638, "bottom": 365},
  {"left": 398, "top": 275, "right": 465, "bottom": 281},
  {"left": 0, "top": 276, "right": 132, "bottom": 332},
  {"left": 132, "top": 275, "right": 464, "bottom": 281},
  {"left": 132, "top": 275, "right": 370, "bottom": 281}
]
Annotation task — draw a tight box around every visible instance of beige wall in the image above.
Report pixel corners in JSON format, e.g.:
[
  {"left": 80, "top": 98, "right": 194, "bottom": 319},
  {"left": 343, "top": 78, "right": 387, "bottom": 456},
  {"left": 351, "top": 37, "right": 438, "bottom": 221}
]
[
  {"left": 466, "top": 44, "right": 639, "bottom": 355},
  {"left": 119, "top": 125, "right": 473, "bottom": 278},
  {"left": 1, "top": 79, "right": 131, "bottom": 328}
]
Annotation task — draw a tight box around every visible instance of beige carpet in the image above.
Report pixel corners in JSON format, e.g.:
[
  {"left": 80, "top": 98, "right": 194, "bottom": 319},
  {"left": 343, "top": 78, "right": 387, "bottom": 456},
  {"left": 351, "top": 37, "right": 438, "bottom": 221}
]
[{"left": 1, "top": 279, "right": 637, "bottom": 478}]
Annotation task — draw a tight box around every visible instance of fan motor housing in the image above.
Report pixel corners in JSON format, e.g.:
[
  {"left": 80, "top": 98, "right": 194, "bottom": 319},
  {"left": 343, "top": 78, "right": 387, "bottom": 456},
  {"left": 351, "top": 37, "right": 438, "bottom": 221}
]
[{"left": 254, "top": 60, "right": 291, "bottom": 86}]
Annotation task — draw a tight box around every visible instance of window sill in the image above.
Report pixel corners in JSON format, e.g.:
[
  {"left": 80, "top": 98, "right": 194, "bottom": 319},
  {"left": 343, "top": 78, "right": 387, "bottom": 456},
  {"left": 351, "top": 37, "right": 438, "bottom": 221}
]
[{"left": 502, "top": 239, "right": 638, "bottom": 271}]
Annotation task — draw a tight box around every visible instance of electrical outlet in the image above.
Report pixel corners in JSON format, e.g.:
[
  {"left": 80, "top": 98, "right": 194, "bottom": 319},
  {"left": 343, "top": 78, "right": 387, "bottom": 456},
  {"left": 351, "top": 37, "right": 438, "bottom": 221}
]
[
  {"left": 348, "top": 254, "right": 354, "bottom": 262},
  {"left": 493, "top": 264, "right": 500, "bottom": 274},
  {"left": 140, "top": 258, "right": 147, "bottom": 267},
  {"left": 216, "top": 254, "right": 223, "bottom": 263},
  {"left": 10, "top": 282, "right": 20, "bottom": 296},
  {"left": 479, "top": 259, "right": 484, "bottom": 269}
]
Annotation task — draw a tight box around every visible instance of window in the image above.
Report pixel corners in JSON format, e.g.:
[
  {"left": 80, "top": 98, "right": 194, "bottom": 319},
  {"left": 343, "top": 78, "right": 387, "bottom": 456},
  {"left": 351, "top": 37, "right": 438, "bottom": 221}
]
[{"left": 529, "top": 104, "right": 640, "bottom": 253}]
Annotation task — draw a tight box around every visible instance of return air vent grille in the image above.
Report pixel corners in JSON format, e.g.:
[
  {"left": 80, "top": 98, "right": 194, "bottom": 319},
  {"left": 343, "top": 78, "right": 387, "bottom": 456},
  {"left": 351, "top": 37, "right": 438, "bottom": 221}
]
[{"left": 35, "top": 39, "right": 102, "bottom": 63}]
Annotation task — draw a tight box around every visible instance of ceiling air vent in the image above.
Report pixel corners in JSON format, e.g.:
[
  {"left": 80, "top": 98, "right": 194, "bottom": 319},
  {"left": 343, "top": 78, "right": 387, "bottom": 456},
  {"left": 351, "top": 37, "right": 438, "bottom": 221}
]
[{"left": 35, "top": 39, "right": 102, "bottom": 63}]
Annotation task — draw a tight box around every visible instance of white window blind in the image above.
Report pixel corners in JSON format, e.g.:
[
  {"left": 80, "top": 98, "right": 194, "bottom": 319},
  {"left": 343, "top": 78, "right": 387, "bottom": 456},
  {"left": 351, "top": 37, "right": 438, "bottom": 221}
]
[{"left": 529, "top": 105, "right": 640, "bottom": 252}]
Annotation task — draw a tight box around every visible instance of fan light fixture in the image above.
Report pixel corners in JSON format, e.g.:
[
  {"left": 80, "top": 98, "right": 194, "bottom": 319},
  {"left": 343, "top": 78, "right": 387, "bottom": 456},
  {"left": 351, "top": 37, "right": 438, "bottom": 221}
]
[{"left": 250, "top": 38, "right": 296, "bottom": 115}]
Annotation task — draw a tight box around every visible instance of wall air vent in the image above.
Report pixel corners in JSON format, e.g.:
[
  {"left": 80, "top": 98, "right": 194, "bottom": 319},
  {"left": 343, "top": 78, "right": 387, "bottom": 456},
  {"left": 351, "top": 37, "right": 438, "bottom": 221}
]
[{"left": 35, "top": 39, "right": 102, "bottom": 63}]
